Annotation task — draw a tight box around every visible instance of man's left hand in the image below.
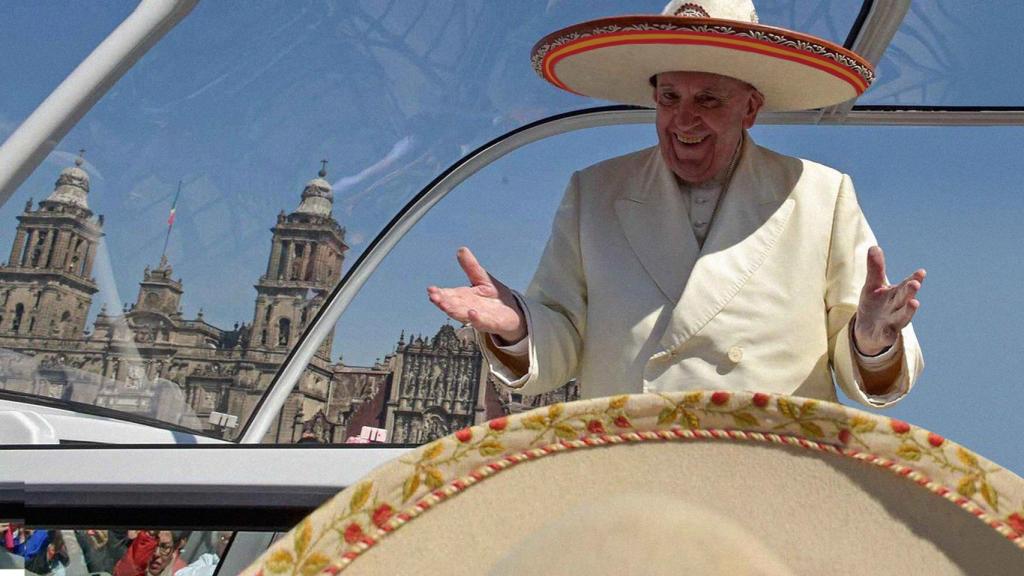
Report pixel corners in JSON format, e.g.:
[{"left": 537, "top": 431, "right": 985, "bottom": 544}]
[{"left": 854, "top": 246, "right": 926, "bottom": 356}]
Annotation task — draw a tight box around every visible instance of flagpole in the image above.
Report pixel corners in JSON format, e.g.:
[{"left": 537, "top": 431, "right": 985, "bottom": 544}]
[{"left": 161, "top": 180, "right": 181, "bottom": 263}]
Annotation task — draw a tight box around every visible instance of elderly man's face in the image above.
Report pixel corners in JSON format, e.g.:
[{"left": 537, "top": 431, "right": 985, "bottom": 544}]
[{"left": 653, "top": 71, "right": 763, "bottom": 184}]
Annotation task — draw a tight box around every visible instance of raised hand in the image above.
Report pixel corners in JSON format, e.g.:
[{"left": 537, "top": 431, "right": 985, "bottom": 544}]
[
  {"left": 854, "top": 246, "right": 926, "bottom": 356},
  {"left": 427, "top": 247, "right": 526, "bottom": 344}
]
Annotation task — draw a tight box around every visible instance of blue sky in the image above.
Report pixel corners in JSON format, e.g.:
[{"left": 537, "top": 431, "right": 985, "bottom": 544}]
[{"left": 1, "top": 1, "right": 1022, "bottom": 471}]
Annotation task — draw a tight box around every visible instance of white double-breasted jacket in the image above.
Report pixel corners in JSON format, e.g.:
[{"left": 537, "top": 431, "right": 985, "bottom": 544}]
[{"left": 479, "top": 135, "right": 923, "bottom": 408}]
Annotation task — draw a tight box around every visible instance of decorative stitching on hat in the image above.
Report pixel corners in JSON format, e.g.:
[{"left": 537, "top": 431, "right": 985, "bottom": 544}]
[
  {"left": 531, "top": 20, "right": 874, "bottom": 91},
  {"left": 674, "top": 3, "right": 711, "bottom": 18},
  {"left": 242, "top": 391, "right": 1024, "bottom": 575}
]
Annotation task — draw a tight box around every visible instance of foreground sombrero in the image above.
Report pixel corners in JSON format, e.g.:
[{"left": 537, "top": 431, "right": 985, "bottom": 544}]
[
  {"left": 244, "top": 391, "right": 1024, "bottom": 575},
  {"left": 532, "top": 0, "right": 875, "bottom": 111}
]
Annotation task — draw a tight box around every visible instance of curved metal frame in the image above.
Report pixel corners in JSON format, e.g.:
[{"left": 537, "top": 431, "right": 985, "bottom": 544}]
[
  {"left": 0, "top": 0, "right": 199, "bottom": 206},
  {"left": 239, "top": 100, "right": 1024, "bottom": 443},
  {"left": 239, "top": 106, "right": 653, "bottom": 442}
]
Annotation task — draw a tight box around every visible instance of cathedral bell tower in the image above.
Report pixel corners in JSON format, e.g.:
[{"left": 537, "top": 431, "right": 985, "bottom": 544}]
[
  {"left": 0, "top": 153, "right": 103, "bottom": 338},
  {"left": 251, "top": 162, "right": 346, "bottom": 357}
]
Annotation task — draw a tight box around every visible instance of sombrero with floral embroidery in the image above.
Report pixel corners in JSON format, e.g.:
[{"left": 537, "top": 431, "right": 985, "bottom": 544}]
[
  {"left": 531, "top": 0, "right": 875, "bottom": 111},
  {"left": 242, "top": 391, "right": 1024, "bottom": 575}
]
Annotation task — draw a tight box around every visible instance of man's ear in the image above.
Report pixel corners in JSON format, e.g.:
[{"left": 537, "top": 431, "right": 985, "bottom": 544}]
[{"left": 743, "top": 90, "right": 765, "bottom": 129}]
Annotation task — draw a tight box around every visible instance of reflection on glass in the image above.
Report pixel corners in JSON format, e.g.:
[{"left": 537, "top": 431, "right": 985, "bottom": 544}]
[
  {"left": 0, "top": 526, "right": 231, "bottom": 576},
  {"left": 264, "top": 125, "right": 659, "bottom": 446},
  {"left": 0, "top": 157, "right": 345, "bottom": 440},
  {"left": 861, "top": 2, "right": 1024, "bottom": 105}
]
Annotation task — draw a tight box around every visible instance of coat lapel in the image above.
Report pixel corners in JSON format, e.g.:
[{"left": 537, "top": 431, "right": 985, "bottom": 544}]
[
  {"left": 614, "top": 148, "right": 701, "bottom": 304},
  {"left": 659, "top": 136, "right": 795, "bottom": 352}
]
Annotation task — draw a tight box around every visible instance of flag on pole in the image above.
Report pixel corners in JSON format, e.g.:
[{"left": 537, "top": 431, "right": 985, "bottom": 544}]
[
  {"left": 167, "top": 182, "right": 181, "bottom": 227},
  {"left": 161, "top": 181, "right": 182, "bottom": 261}
]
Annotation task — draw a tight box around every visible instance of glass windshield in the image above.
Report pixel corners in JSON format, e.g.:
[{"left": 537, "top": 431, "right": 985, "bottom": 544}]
[
  {"left": 858, "top": 2, "right": 1024, "bottom": 106},
  {"left": 0, "top": 1, "right": 872, "bottom": 439},
  {"left": 250, "top": 104, "right": 1024, "bottom": 476}
]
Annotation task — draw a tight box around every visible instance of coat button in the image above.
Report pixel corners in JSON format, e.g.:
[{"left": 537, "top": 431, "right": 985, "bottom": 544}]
[{"left": 727, "top": 346, "right": 744, "bottom": 363}]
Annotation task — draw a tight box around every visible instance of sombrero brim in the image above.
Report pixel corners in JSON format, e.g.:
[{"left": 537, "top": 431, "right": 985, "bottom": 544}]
[
  {"left": 531, "top": 16, "right": 875, "bottom": 112},
  {"left": 242, "top": 391, "right": 1024, "bottom": 575}
]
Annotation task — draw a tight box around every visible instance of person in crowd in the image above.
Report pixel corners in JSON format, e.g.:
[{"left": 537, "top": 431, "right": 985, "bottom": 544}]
[
  {"left": 145, "top": 531, "right": 190, "bottom": 576},
  {"left": 174, "top": 532, "right": 231, "bottom": 576},
  {"left": 75, "top": 529, "right": 131, "bottom": 574},
  {"left": 24, "top": 530, "right": 68, "bottom": 576}
]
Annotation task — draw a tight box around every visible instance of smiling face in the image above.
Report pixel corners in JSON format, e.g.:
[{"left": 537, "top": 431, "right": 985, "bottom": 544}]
[{"left": 653, "top": 71, "right": 764, "bottom": 184}]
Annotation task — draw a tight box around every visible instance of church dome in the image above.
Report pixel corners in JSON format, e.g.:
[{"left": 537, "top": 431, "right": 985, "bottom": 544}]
[
  {"left": 46, "top": 155, "right": 90, "bottom": 209},
  {"left": 295, "top": 165, "right": 334, "bottom": 216}
]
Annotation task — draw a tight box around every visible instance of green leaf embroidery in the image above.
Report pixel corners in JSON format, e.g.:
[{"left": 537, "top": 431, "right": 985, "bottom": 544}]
[
  {"left": 657, "top": 407, "right": 677, "bottom": 426},
  {"left": 896, "top": 443, "right": 922, "bottom": 461},
  {"left": 402, "top": 473, "right": 421, "bottom": 503},
  {"left": 681, "top": 409, "right": 700, "bottom": 429},
  {"left": 732, "top": 412, "right": 759, "bottom": 428},
  {"left": 349, "top": 481, "right": 372, "bottom": 513},
  {"left": 799, "top": 421, "right": 824, "bottom": 438},
  {"left": 299, "top": 553, "right": 331, "bottom": 576},
  {"left": 424, "top": 467, "right": 444, "bottom": 489},
  {"left": 957, "top": 476, "right": 977, "bottom": 498},
  {"left": 265, "top": 549, "right": 295, "bottom": 574},
  {"left": 522, "top": 414, "right": 547, "bottom": 430},
  {"left": 294, "top": 519, "right": 312, "bottom": 558},
  {"left": 777, "top": 398, "right": 798, "bottom": 419},
  {"left": 981, "top": 481, "right": 999, "bottom": 510},
  {"left": 554, "top": 423, "right": 578, "bottom": 440}
]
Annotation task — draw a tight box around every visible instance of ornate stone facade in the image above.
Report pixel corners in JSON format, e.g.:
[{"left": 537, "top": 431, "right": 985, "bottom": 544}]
[{"left": 0, "top": 158, "right": 577, "bottom": 444}]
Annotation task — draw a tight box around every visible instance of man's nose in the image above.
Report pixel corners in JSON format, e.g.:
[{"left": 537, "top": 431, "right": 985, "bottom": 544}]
[{"left": 671, "top": 103, "right": 701, "bottom": 128}]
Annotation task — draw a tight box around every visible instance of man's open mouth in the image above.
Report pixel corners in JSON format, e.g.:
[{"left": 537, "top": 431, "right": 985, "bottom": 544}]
[{"left": 675, "top": 134, "right": 706, "bottom": 145}]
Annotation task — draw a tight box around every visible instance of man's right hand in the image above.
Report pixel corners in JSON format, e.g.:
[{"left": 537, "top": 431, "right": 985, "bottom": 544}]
[{"left": 427, "top": 247, "right": 526, "bottom": 344}]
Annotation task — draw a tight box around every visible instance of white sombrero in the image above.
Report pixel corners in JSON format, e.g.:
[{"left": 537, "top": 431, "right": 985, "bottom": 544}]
[
  {"left": 243, "top": 392, "right": 1024, "bottom": 575},
  {"left": 531, "top": 0, "right": 875, "bottom": 112}
]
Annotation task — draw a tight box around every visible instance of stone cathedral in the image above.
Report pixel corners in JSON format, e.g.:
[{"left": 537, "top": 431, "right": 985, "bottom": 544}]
[{"left": 0, "top": 157, "right": 577, "bottom": 443}]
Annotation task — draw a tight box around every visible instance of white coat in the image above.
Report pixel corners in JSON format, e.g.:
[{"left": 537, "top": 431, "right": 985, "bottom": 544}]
[{"left": 479, "top": 135, "right": 923, "bottom": 409}]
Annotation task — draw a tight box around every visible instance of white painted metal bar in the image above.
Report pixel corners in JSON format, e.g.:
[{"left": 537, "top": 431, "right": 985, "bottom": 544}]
[
  {"left": 820, "top": 0, "right": 911, "bottom": 122},
  {"left": 0, "top": 0, "right": 199, "bottom": 206}
]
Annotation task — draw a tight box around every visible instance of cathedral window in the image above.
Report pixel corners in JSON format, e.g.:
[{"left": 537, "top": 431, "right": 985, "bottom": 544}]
[
  {"left": 291, "top": 244, "right": 305, "bottom": 280},
  {"left": 28, "top": 317, "right": 35, "bottom": 333},
  {"left": 30, "top": 245, "right": 44, "bottom": 268},
  {"left": 260, "top": 329, "right": 268, "bottom": 345},
  {"left": 12, "top": 304, "right": 23, "bottom": 332},
  {"left": 33, "top": 291, "right": 42, "bottom": 309},
  {"left": 44, "top": 232, "right": 59, "bottom": 267},
  {"left": 19, "top": 238, "right": 31, "bottom": 267},
  {"left": 278, "top": 318, "right": 291, "bottom": 346}
]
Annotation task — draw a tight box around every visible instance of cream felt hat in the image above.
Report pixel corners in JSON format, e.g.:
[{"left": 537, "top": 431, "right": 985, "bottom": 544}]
[
  {"left": 531, "top": 0, "right": 875, "bottom": 112},
  {"left": 242, "top": 392, "right": 1024, "bottom": 575}
]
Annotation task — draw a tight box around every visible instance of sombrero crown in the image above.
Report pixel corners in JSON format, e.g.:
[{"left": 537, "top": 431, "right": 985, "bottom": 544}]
[{"left": 532, "top": 0, "right": 875, "bottom": 112}]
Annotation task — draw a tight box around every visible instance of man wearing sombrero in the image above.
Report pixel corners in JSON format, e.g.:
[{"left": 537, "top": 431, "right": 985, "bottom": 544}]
[{"left": 428, "top": 0, "right": 925, "bottom": 408}]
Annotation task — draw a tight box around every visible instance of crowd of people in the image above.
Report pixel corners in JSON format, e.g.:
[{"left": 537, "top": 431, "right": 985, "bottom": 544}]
[{"left": 1, "top": 525, "right": 231, "bottom": 576}]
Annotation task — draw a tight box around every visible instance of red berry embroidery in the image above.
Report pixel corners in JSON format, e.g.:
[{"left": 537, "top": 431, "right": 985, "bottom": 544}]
[
  {"left": 614, "top": 415, "right": 632, "bottom": 428},
  {"left": 1007, "top": 513, "right": 1024, "bottom": 534},
  {"left": 711, "top": 391, "right": 730, "bottom": 406},
  {"left": 838, "top": 429, "right": 852, "bottom": 445},
  {"left": 927, "top": 432, "right": 945, "bottom": 447},
  {"left": 455, "top": 428, "right": 473, "bottom": 443},
  {"left": 372, "top": 504, "right": 394, "bottom": 529},
  {"left": 890, "top": 419, "right": 911, "bottom": 434},
  {"left": 587, "top": 419, "right": 605, "bottom": 434},
  {"left": 343, "top": 523, "right": 364, "bottom": 544},
  {"left": 489, "top": 417, "right": 508, "bottom": 431},
  {"left": 752, "top": 393, "right": 770, "bottom": 408}
]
